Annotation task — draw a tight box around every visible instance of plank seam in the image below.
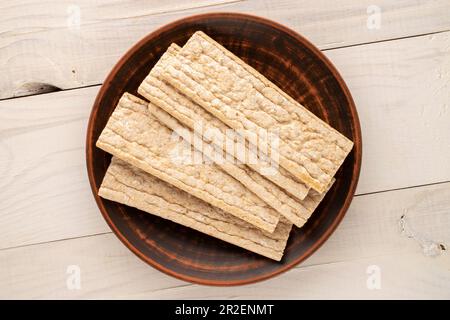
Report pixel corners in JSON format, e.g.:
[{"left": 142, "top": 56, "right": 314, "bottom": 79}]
[
  {"left": 1, "top": 181, "right": 449, "bottom": 252},
  {"left": 1, "top": 28, "right": 449, "bottom": 102}
]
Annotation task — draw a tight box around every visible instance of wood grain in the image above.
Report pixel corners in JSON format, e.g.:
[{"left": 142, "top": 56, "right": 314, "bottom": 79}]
[
  {"left": 1, "top": 181, "right": 448, "bottom": 298},
  {"left": 1, "top": 0, "right": 449, "bottom": 99},
  {"left": 1, "top": 1, "right": 449, "bottom": 294}
]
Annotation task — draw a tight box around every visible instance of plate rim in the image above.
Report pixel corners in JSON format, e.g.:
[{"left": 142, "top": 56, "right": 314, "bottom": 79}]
[{"left": 86, "top": 12, "right": 362, "bottom": 286}]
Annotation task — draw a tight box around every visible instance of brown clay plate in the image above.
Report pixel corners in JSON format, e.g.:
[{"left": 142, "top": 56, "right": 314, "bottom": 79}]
[{"left": 86, "top": 13, "right": 362, "bottom": 286}]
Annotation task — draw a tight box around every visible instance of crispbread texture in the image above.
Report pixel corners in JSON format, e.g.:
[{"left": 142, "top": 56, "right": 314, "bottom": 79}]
[
  {"left": 138, "top": 43, "right": 310, "bottom": 201},
  {"left": 149, "top": 101, "right": 331, "bottom": 228},
  {"left": 96, "top": 92, "right": 280, "bottom": 233},
  {"left": 99, "top": 157, "right": 292, "bottom": 261},
  {"left": 161, "top": 32, "right": 353, "bottom": 193}
]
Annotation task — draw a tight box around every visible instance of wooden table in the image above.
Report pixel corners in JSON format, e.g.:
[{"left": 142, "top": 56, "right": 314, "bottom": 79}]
[{"left": 1, "top": 0, "right": 449, "bottom": 299}]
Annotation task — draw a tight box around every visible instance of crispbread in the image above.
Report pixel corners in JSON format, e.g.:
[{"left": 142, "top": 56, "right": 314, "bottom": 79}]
[
  {"left": 138, "top": 43, "right": 310, "bottom": 201},
  {"left": 149, "top": 101, "right": 331, "bottom": 227},
  {"left": 161, "top": 31, "right": 353, "bottom": 193},
  {"left": 96, "top": 92, "right": 280, "bottom": 233},
  {"left": 99, "top": 157, "right": 292, "bottom": 261}
]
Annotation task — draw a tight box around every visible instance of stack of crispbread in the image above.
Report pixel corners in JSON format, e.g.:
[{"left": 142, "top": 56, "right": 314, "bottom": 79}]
[{"left": 97, "top": 31, "right": 353, "bottom": 261}]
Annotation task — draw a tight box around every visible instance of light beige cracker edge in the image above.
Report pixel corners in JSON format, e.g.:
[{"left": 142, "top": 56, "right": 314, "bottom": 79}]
[
  {"left": 96, "top": 92, "right": 280, "bottom": 233},
  {"left": 160, "top": 31, "right": 353, "bottom": 193},
  {"left": 138, "top": 43, "right": 310, "bottom": 201},
  {"left": 99, "top": 157, "right": 292, "bottom": 261}
]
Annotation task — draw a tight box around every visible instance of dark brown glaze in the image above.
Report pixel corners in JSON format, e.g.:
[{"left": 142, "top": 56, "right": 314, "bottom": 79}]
[{"left": 86, "top": 13, "right": 362, "bottom": 286}]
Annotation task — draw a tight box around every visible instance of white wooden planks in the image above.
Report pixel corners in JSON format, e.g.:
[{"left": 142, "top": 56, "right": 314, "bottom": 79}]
[
  {"left": 0, "top": 87, "right": 109, "bottom": 250},
  {"left": 1, "top": 0, "right": 450, "bottom": 299},
  {"left": 1, "top": 31, "right": 449, "bottom": 251},
  {"left": 1, "top": 181, "right": 449, "bottom": 299},
  {"left": 1, "top": 0, "right": 449, "bottom": 99}
]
